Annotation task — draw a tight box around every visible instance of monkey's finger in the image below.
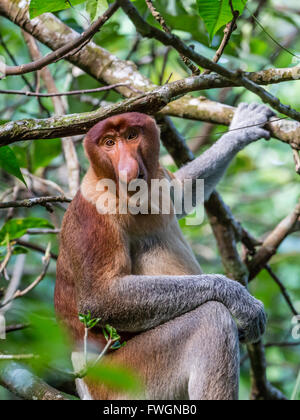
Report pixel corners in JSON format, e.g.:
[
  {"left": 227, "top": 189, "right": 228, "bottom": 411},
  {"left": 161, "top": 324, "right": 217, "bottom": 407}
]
[
  {"left": 255, "top": 128, "right": 271, "bottom": 140},
  {"left": 256, "top": 105, "right": 277, "bottom": 119},
  {"left": 237, "top": 103, "right": 249, "bottom": 112},
  {"left": 248, "top": 103, "right": 260, "bottom": 111}
]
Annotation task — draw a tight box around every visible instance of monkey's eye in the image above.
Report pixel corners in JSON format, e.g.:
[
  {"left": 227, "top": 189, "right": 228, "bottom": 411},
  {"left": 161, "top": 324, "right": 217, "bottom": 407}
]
[
  {"left": 104, "top": 138, "right": 115, "bottom": 147},
  {"left": 127, "top": 128, "right": 139, "bottom": 141}
]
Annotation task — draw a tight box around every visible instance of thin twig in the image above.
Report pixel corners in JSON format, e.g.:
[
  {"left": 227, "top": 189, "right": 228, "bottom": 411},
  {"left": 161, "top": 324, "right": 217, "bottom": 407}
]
[
  {"left": 15, "top": 240, "right": 58, "bottom": 261},
  {"left": 26, "top": 229, "right": 60, "bottom": 235},
  {"left": 265, "top": 341, "right": 300, "bottom": 349},
  {"left": 0, "top": 196, "right": 71, "bottom": 209},
  {"left": 0, "top": 242, "right": 12, "bottom": 276},
  {"left": 265, "top": 265, "right": 299, "bottom": 317},
  {"left": 22, "top": 170, "right": 66, "bottom": 196},
  {"left": 5, "top": 323, "right": 29, "bottom": 333},
  {"left": 93, "top": 339, "right": 112, "bottom": 366},
  {"left": 145, "top": 0, "right": 200, "bottom": 75},
  {"left": 203, "top": 0, "right": 239, "bottom": 75},
  {"left": 0, "top": 83, "right": 140, "bottom": 98},
  {"left": 0, "top": 243, "right": 51, "bottom": 309},
  {"left": 21, "top": 33, "right": 80, "bottom": 198},
  {"left": 0, "top": 3, "right": 119, "bottom": 78},
  {"left": 0, "top": 353, "right": 38, "bottom": 360},
  {"left": 248, "top": 200, "right": 300, "bottom": 280},
  {"left": 118, "top": 0, "right": 300, "bottom": 123}
]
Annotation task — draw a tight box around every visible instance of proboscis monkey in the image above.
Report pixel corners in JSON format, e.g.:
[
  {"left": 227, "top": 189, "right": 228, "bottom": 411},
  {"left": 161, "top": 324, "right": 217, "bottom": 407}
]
[{"left": 55, "top": 103, "right": 275, "bottom": 400}]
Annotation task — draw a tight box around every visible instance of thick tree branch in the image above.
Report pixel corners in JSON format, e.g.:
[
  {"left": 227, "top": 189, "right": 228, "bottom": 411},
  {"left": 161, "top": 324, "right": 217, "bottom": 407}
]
[
  {"left": 0, "top": 75, "right": 299, "bottom": 149},
  {"left": 0, "top": 195, "right": 71, "bottom": 209},
  {"left": 0, "top": 361, "right": 70, "bottom": 400},
  {"left": 145, "top": 0, "right": 200, "bottom": 75},
  {"left": 117, "top": 0, "right": 300, "bottom": 122},
  {"left": 0, "top": 1, "right": 299, "bottom": 147},
  {"left": 265, "top": 265, "right": 299, "bottom": 316},
  {"left": 203, "top": 1, "right": 239, "bottom": 75}
]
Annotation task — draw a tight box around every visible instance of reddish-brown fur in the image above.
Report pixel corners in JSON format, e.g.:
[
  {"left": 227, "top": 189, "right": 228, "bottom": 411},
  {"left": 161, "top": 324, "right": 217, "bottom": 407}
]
[
  {"left": 55, "top": 113, "right": 162, "bottom": 351},
  {"left": 55, "top": 112, "right": 201, "bottom": 399}
]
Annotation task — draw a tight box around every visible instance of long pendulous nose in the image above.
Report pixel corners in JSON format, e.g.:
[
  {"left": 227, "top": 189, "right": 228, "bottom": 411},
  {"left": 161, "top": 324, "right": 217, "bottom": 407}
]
[{"left": 117, "top": 144, "right": 140, "bottom": 184}]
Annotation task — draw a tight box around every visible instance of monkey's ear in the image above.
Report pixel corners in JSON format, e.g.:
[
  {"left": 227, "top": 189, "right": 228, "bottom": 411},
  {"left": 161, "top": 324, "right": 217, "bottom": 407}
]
[{"left": 83, "top": 135, "right": 90, "bottom": 158}]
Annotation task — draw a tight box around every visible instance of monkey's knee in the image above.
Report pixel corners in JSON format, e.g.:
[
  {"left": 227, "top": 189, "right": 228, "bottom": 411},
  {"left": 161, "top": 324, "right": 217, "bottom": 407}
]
[
  {"left": 191, "top": 301, "right": 238, "bottom": 340},
  {"left": 186, "top": 302, "right": 240, "bottom": 400}
]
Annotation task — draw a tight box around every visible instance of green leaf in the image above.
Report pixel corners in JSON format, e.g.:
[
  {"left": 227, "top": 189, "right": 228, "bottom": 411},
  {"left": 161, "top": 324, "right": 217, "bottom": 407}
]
[
  {"left": 102, "top": 326, "right": 109, "bottom": 341},
  {"left": 86, "top": 0, "right": 108, "bottom": 21},
  {"left": 104, "top": 324, "right": 120, "bottom": 341},
  {"left": 0, "top": 218, "right": 54, "bottom": 244},
  {"left": 31, "top": 139, "right": 62, "bottom": 173},
  {"left": 79, "top": 311, "right": 101, "bottom": 329},
  {"left": 11, "top": 246, "right": 29, "bottom": 256},
  {"left": 88, "top": 362, "right": 141, "bottom": 393},
  {"left": 0, "top": 146, "right": 27, "bottom": 185},
  {"left": 196, "top": 0, "right": 246, "bottom": 42},
  {"left": 29, "top": 0, "right": 86, "bottom": 19}
]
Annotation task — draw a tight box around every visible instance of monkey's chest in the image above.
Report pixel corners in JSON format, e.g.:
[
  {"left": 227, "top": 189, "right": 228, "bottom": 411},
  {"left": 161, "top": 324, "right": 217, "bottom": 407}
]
[{"left": 129, "top": 222, "right": 202, "bottom": 276}]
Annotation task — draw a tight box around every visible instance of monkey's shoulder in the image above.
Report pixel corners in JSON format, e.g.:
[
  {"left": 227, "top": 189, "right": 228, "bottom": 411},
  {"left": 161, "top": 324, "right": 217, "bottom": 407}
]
[{"left": 60, "top": 192, "right": 123, "bottom": 257}]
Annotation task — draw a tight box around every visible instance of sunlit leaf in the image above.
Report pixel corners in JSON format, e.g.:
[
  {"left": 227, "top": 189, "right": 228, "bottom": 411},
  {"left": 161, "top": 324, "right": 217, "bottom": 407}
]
[
  {"left": 29, "top": 0, "right": 86, "bottom": 19},
  {"left": 196, "top": 0, "right": 247, "bottom": 41},
  {"left": 0, "top": 218, "right": 54, "bottom": 244},
  {"left": 86, "top": 0, "right": 108, "bottom": 21}
]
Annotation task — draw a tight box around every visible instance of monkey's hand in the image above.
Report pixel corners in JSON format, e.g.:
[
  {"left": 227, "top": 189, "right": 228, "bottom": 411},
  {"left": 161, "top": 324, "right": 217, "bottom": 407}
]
[
  {"left": 220, "top": 276, "right": 267, "bottom": 344},
  {"left": 229, "top": 103, "right": 276, "bottom": 147}
]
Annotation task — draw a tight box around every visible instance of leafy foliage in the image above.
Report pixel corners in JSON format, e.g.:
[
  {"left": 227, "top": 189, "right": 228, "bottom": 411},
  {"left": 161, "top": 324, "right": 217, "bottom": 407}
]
[
  {"left": 196, "top": 0, "right": 247, "bottom": 41},
  {"left": 29, "top": 0, "right": 86, "bottom": 18},
  {"left": 0, "top": 146, "right": 26, "bottom": 185},
  {"left": 86, "top": 0, "right": 108, "bottom": 21},
  {"left": 0, "top": 218, "right": 54, "bottom": 244},
  {"left": 0, "top": 0, "right": 299, "bottom": 401}
]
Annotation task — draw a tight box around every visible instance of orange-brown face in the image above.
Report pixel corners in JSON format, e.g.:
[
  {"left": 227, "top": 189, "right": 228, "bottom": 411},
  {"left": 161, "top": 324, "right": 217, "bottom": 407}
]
[{"left": 84, "top": 113, "right": 160, "bottom": 185}]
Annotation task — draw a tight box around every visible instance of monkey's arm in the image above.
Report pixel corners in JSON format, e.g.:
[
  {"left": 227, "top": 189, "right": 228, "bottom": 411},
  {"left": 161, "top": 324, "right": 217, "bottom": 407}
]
[
  {"left": 79, "top": 274, "right": 266, "bottom": 344},
  {"left": 175, "top": 103, "right": 275, "bottom": 202}
]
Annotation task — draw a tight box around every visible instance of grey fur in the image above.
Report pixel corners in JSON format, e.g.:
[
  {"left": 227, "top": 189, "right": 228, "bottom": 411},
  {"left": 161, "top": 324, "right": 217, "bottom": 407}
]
[
  {"left": 175, "top": 103, "right": 275, "bottom": 201},
  {"left": 76, "top": 103, "right": 275, "bottom": 400},
  {"left": 81, "top": 274, "right": 266, "bottom": 345}
]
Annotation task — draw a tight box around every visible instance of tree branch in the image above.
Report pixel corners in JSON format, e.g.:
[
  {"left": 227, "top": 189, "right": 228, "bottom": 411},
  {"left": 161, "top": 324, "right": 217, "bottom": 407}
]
[
  {"left": 0, "top": 75, "right": 299, "bottom": 149},
  {"left": 0, "top": 0, "right": 299, "bottom": 147},
  {"left": 0, "top": 195, "right": 71, "bottom": 209},
  {"left": 0, "top": 361, "right": 70, "bottom": 400},
  {"left": 248, "top": 200, "right": 300, "bottom": 280},
  {"left": 145, "top": 0, "right": 200, "bottom": 75},
  {"left": 117, "top": 0, "right": 300, "bottom": 123},
  {"left": 203, "top": 0, "right": 239, "bottom": 75},
  {"left": 0, "top": 2, "right": 119, "bottom": 78},
  {"left": 0, "top": 83, "right": 140, "bottom": 97}
]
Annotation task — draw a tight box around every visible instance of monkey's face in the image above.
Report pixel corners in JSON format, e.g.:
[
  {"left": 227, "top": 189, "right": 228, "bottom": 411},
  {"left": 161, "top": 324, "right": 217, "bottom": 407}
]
[{"left": 84, "top": 113, "right": 160, "bottom": 185}]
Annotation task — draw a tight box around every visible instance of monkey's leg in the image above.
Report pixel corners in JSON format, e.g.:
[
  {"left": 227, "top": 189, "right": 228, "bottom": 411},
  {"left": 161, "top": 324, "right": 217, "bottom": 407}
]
[
  {"left": 85, "top": 301, "right": 239, "bottom": 400},
  {"left": 186, "top": 301, "right": 240, "bottom": 400}
]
